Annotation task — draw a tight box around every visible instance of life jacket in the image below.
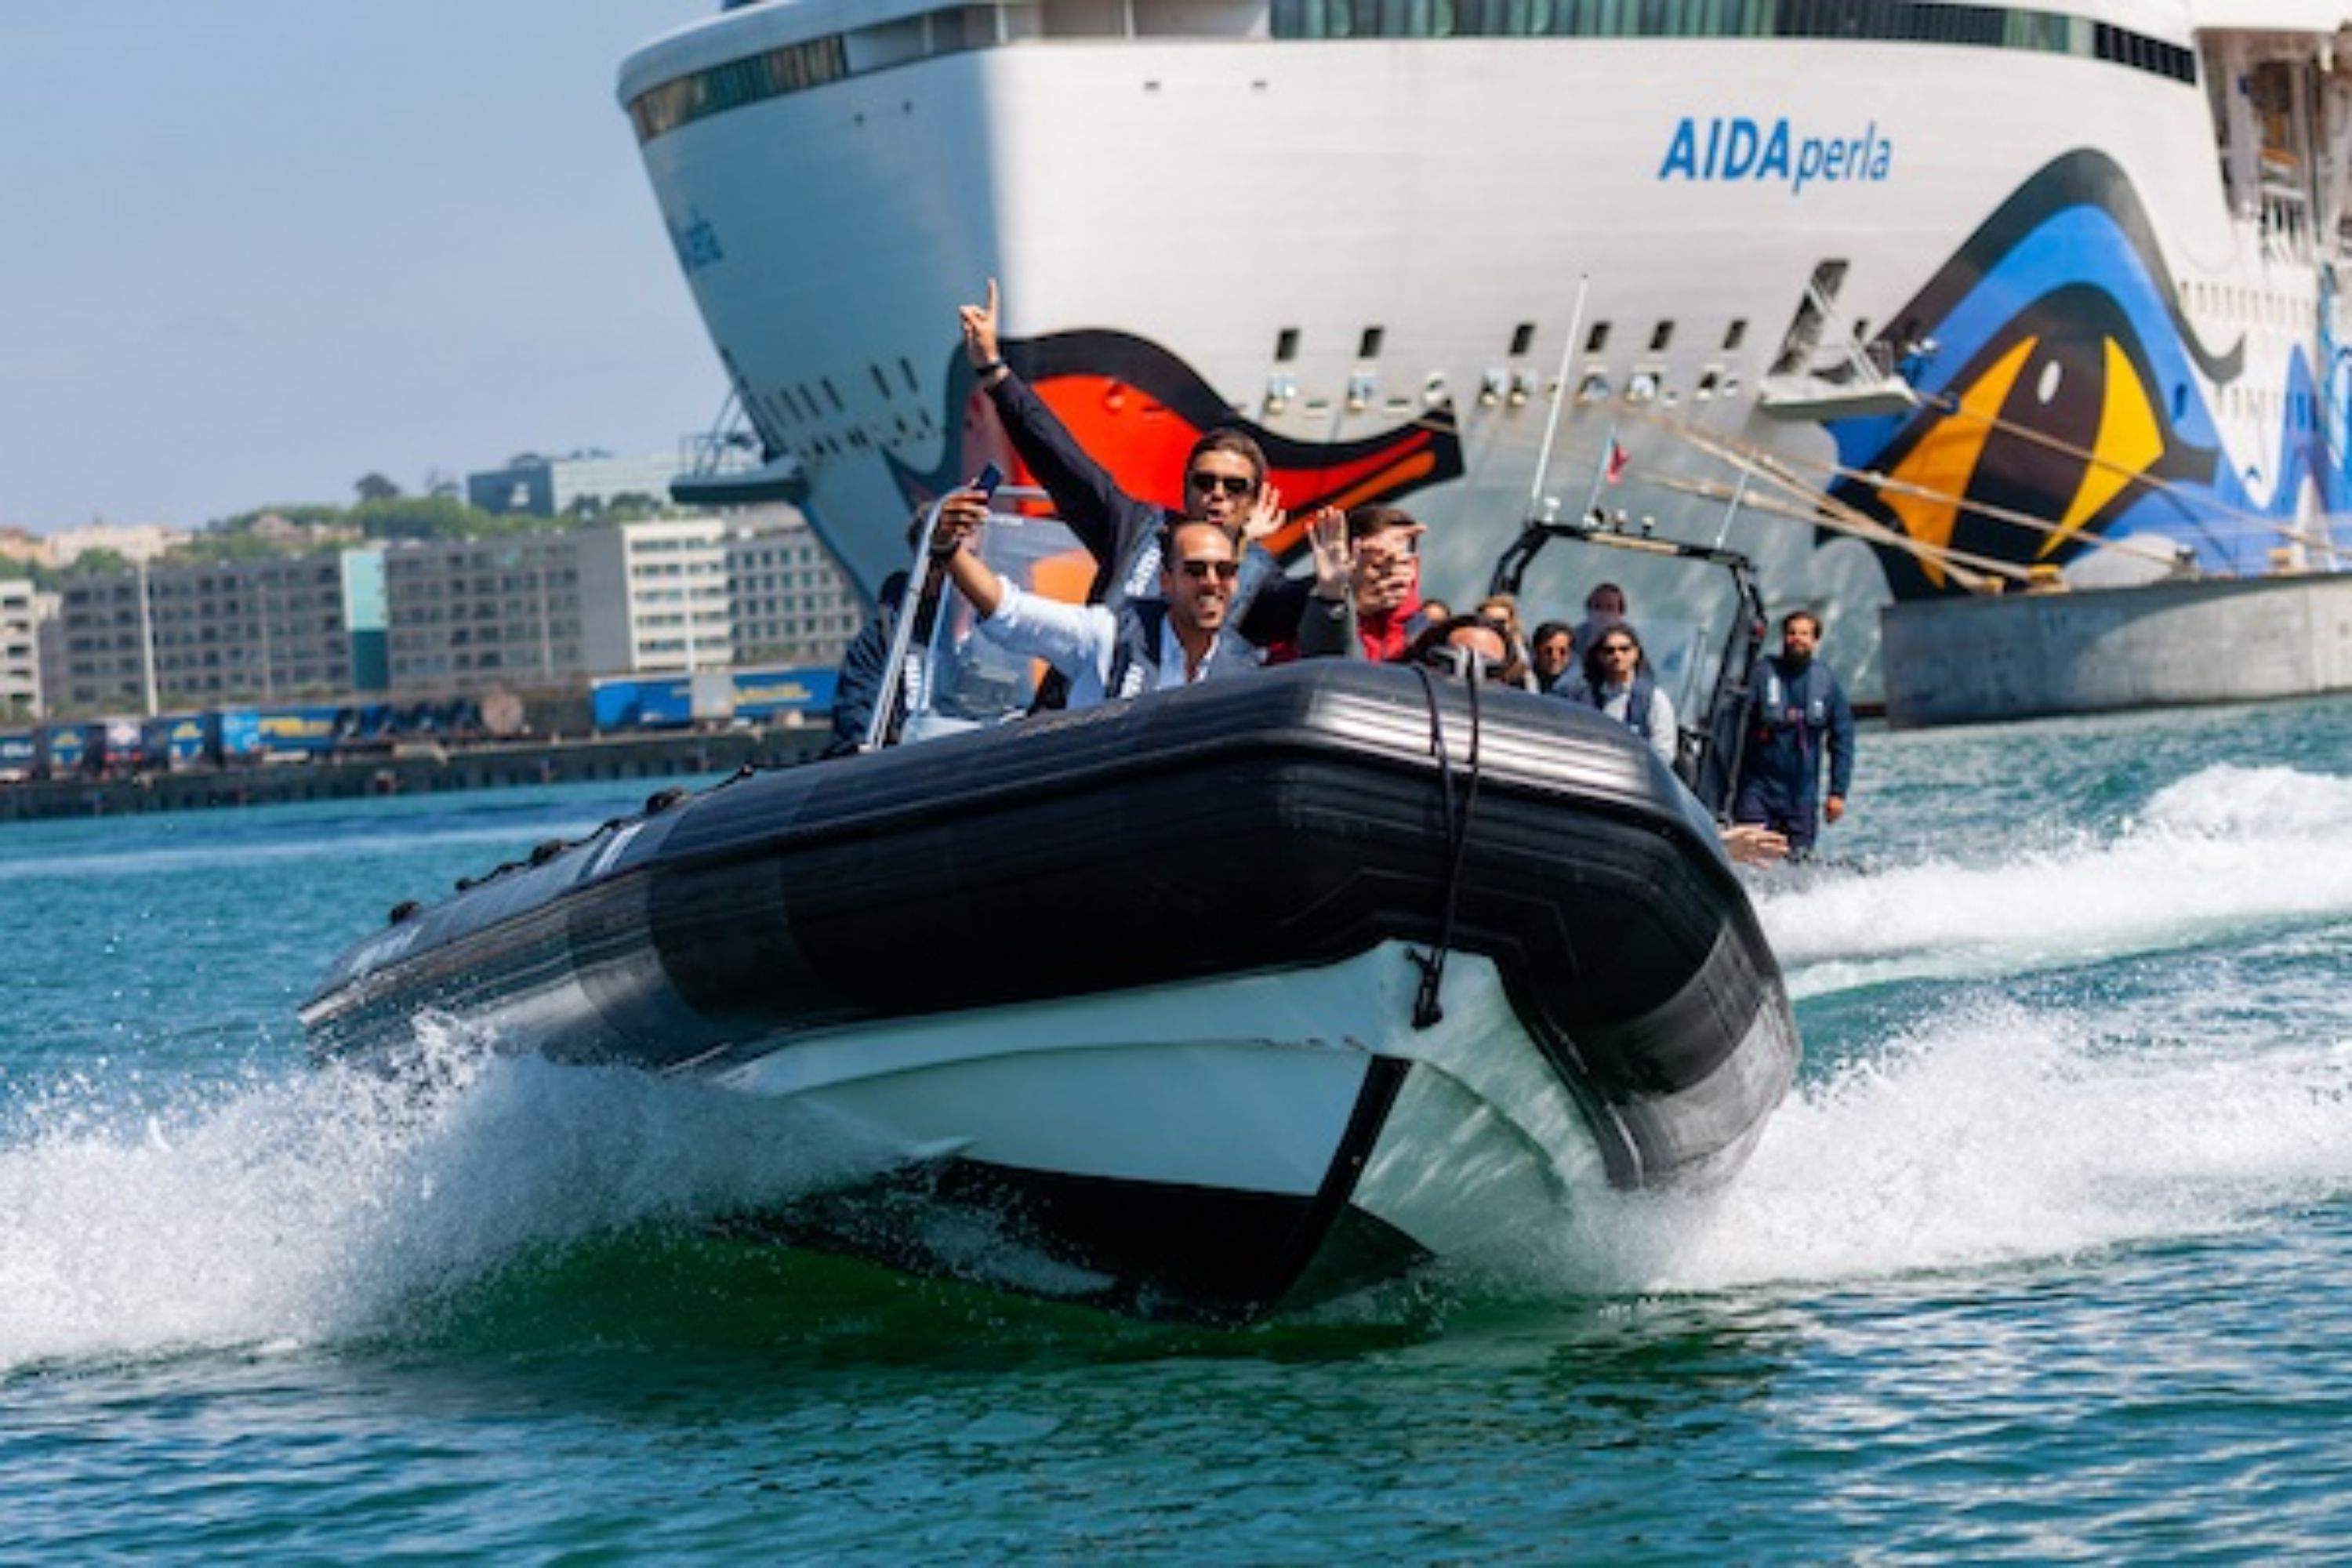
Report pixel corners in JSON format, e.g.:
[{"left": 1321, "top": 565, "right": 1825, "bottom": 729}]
[
  {"left": 1583, "top": 671, "right": 1655, "bottom": 735},
  {"left": 1755, "top": 661, "right": 1830, "bottom": 738}
]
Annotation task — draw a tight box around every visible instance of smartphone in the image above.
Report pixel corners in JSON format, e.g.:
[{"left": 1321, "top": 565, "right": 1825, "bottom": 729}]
[{"left": 970, "top": 462, "right": 1004, "bottom": 498}]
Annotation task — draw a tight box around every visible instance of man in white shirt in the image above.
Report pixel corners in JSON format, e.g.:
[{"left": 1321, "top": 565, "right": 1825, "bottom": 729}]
[{"left": 932, "top": 492, "right": 1352, "bottom": 709}]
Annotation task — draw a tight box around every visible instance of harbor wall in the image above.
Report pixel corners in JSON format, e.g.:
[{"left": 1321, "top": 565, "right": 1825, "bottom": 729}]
[
  {"left": 0, "top": 726, "right": 830, "bottom": 823},
  {"left": 1880, "top": 574, "right": 2352, "bottom": 728}
]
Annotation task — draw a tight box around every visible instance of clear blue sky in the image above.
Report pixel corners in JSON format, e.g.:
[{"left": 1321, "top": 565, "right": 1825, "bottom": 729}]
[{"left": 0, "top": 1, "right": 723, "bottom": 533}]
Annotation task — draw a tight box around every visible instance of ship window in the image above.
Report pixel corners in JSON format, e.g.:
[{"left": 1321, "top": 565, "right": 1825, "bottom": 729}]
[
  {"left": 1276, "top": 327, "right": 1301, "bottom": 361},
  {"left": 1723, "top": 318, "right": 1748, "bottom": 350},
  {"left": 1649, "top": 320, "right": 1675, "bottom": 351},
  {"left": 1359, "top": 325, "right": 1385, "bottom": 359},
  {"left": 821, "top": 377, "right": 845, "bottom": 413},
  {"left": 1510, "top": 321, "right": 1535, "bottom": 355},
  {"left": 1585, "top": 321, "right": 1612, "bottom": 353},
  {"left": 869, "top": 364, "right": 892, "bottom": 400},
  {"left": 899, "top": 356, "right": 920, "bottom": 394}
]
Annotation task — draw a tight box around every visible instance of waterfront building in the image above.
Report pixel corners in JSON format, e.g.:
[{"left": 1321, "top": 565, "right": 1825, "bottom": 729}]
[
  {"left": 1, "top": 578, "right": 42, "bottom": 721},
  {"left": 385, "top": 532, "right": 590, "bottom": 695},
  {"left": 387, "top": 517, "right": 735, "bottom": 694},
  {"left": 52, "top": 551, "right": 387, "bottom": 714},
  {"left": 467, "top": 450, "right": 685, "bottom": 518},
  {"left": 723, "top": 503, "right": 863, "bottom": 667},
  {"left": 579, "top": 516, "right": 735, "bottom": 676}
]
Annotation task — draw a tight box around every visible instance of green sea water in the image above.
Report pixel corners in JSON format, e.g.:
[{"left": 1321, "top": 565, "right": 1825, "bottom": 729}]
[{"left": 4, "top": 696, "right": 2350, "bottom": 1563}]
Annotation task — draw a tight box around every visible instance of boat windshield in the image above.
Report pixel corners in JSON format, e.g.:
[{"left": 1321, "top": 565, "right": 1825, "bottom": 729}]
[{"left": 899, "top": 507, "right": 1094, "bottom": 743}]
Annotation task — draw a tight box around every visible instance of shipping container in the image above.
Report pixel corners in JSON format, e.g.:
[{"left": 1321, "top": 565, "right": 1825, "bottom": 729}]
[
  {"left": 139, "top": 710, "right": 268, "bottom": 770},
  {"left": 93, "top": 717, "right": 149, "bottom": 773},
  {"left": 731, "top": 665, "right": 838, "bottom": 722},
  {"left": 253, "top": 703, "right": 347, "bottom": 758},
  {"left": 591, "top": 677, "right": 696, "bottom": 731},
  {"left": 215, "top": 709, "right": 263, "bottom": 766},
  {"left": 36, "top": 724, "right": 87, "bottom": 776}
]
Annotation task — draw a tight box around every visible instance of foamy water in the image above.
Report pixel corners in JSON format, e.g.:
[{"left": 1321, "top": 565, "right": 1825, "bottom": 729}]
[
  {"left": 1756, "top": 764, "right": 2352, "bottom": 996},
  {"left": 0, "top": 1023, "right": 896, "bottom": 1369}
]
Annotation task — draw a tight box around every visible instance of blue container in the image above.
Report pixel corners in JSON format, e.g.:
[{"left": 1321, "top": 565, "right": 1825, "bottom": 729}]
[
  {"left": 0, "top": 729, "right": 34, "bottom": 778},
  {"left": 253, "top": 704, "right": 345, "bottom": 758},
  {"left": 731, "top": 666, "right": 839, "bottom": 721},
  {"left": 37, "top": 724, "right": 86, "bottom": 775},
  {"left": 215, "top": 709, "right": 263, "bottom": 765},
  {"left": 145, "top": 713, "right": 214, "bottom": 769},
  {"left": 592, "top": 677, "right": 695, "bottom": 731}
]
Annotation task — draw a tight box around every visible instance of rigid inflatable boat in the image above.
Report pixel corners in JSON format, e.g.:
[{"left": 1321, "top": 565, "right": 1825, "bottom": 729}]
[{"left": 303, "top": 657, "right": 1798, "bottom": 1324}]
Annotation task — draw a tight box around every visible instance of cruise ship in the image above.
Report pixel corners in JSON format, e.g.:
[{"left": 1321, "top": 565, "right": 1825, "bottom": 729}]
[{"left": 616, "top": 0, "right": 2352, "bottom": 696}]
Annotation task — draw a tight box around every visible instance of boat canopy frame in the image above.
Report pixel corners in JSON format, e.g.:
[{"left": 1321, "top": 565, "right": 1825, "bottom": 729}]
[{"left": 1488, "top": 511, "right": 1769, "bottom": 818}]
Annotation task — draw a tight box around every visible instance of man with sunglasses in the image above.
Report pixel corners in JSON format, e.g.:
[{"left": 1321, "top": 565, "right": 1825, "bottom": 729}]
[
  {"left": 929, "top": 490, "right": 1354, "bottom": 710},
  {"left": 960, "top": 281, "right": 1310, "bottom": 645}
]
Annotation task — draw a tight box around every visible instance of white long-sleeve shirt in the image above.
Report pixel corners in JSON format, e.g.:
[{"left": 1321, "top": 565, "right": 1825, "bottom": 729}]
[{"left": 978, "top": 579, "right": 1247, "bottom": 710}]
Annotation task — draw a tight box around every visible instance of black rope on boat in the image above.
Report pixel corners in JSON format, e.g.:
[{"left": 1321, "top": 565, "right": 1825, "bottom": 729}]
[{"left": 1406, "top": 663, "right": 1486, "bottom": 1029}]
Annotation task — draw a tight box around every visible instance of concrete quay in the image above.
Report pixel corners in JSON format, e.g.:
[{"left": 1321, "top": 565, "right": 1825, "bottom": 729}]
[
  {"left": 1881, "top": 572, "right": 2352, "bottom": 728},
  {"left": 0, "top": 725, "right": 830, "bottom": 823}
]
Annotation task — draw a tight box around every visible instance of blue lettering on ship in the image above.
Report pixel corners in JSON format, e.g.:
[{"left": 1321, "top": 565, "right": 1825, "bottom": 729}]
[
  {"left": 1658, "top": 118, "right": 1893, "bottom": 193},
  {"left": 670, "top": 210, "right": 724, "bottom": 271}
]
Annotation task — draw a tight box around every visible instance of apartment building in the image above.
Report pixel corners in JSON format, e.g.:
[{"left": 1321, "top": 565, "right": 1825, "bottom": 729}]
[
  {"left": 724, "top": 504, "right": 862, "bottom": 667},
  {"left": 1, "top": 577, "right": 42, "bottom": 720},
  {"left": 52, "top": 551, "right": 386, "bottom": 713},
  {"left": 386, "top": 517, "right": 741, "bottom": 694},
  {"left": 579, "top": 517, "right": 734, "bottom": 676},
  {"left": 383, "top": 532, "right": 590, "bottom": 695}
]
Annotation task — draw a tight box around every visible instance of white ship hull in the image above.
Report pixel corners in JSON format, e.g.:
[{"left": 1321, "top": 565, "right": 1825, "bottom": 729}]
[{"left": 619, "top": 5, "right": 2352, "bottom": 696}]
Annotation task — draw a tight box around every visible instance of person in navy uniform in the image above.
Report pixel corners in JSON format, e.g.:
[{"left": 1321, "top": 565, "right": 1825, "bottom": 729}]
[{"left": 1732, "top": 609, "right": 1854, "bottom": 858}]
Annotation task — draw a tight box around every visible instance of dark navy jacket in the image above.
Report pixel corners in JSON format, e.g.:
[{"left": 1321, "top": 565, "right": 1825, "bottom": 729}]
[
  {"left": 985, "top": 368, "right": 1308, "bottom": 644},
  {"left": 1733, "top": 655, "right": 1854, "bottom": 828}
]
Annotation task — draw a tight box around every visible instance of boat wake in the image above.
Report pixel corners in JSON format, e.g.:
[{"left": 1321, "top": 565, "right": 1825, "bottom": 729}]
[
  {"left": 1755, "top": 763, "right": 2352, "bottom": 998},
  {"left": 0, "top": 1022, "right": 900, "bottom": 1373},
  {"left": 1466, "top": 990, "right": 2352, "bottom": 1301}
]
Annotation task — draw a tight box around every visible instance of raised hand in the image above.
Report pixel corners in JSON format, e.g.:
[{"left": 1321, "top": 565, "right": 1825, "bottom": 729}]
[
  {"left": 1241, "top": 481, "right": 1287, "bottom": 546},
  {"left": 1307, "top": 507, "right": 1352, "bottom": 601},
  {"left": 958, "top": 278, "right": 1003, "bottom": 371}
]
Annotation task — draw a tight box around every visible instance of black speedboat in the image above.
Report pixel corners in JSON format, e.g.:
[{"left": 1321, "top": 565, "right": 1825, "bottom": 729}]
[{"left": 303, "top": 653, "right": 1798, "bottom": 1325}]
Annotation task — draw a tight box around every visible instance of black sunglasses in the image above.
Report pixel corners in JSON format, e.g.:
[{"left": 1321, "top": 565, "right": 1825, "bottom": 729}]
[
  {"left": 1178, "top": 558, "right": 1240, "bottom": 581},
  {"left": 1188, "top": 471, "right": 1255, "bottom": 498}
]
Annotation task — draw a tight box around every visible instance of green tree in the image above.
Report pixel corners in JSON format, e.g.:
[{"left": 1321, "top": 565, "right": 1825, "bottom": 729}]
[
  {"left": 604, "top": 492, "right": 670, "bottom": 521},
  {"left": 64, "top": 547, "right": 132, "bottom": 576},
  {"left": 350, "top": 494, "right": 508, "bottom": 540},
  {"left": 354, "top": 472, "right": 404, "bottom": 503}
]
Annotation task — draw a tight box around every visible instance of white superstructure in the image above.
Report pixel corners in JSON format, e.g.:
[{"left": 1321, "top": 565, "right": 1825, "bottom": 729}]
[{"left": 619, "top": 0, "right": 2352, "bottom": 695}]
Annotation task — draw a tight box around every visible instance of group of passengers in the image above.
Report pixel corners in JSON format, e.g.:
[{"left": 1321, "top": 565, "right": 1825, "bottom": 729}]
[{"left": 837, "top": 281, "right": 1853, "bottom": 863}]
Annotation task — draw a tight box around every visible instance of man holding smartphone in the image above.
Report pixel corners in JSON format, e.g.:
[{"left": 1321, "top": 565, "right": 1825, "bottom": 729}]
[
  {"left": 928, "top": 489, "right": 1356, "bottom": 710},
  {"left": 958, "top": 280, "right": 1311, "bottom": 647}
]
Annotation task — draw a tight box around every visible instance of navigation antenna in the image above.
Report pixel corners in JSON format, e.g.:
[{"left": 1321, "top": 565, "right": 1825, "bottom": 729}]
[{"left": 1526, "top": 274, "right": 1591, "bottom": 519}]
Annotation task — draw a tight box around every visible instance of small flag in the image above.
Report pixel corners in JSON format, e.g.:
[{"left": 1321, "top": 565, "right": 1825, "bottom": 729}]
[{"left": 1604, "top": 440, "right": 1629, "bottom": 484}]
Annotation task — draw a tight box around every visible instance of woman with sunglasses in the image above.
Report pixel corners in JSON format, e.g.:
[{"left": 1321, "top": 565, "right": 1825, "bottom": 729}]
[{"left": 1563, "top": 623, "right": 1679, "bottom": 768}]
